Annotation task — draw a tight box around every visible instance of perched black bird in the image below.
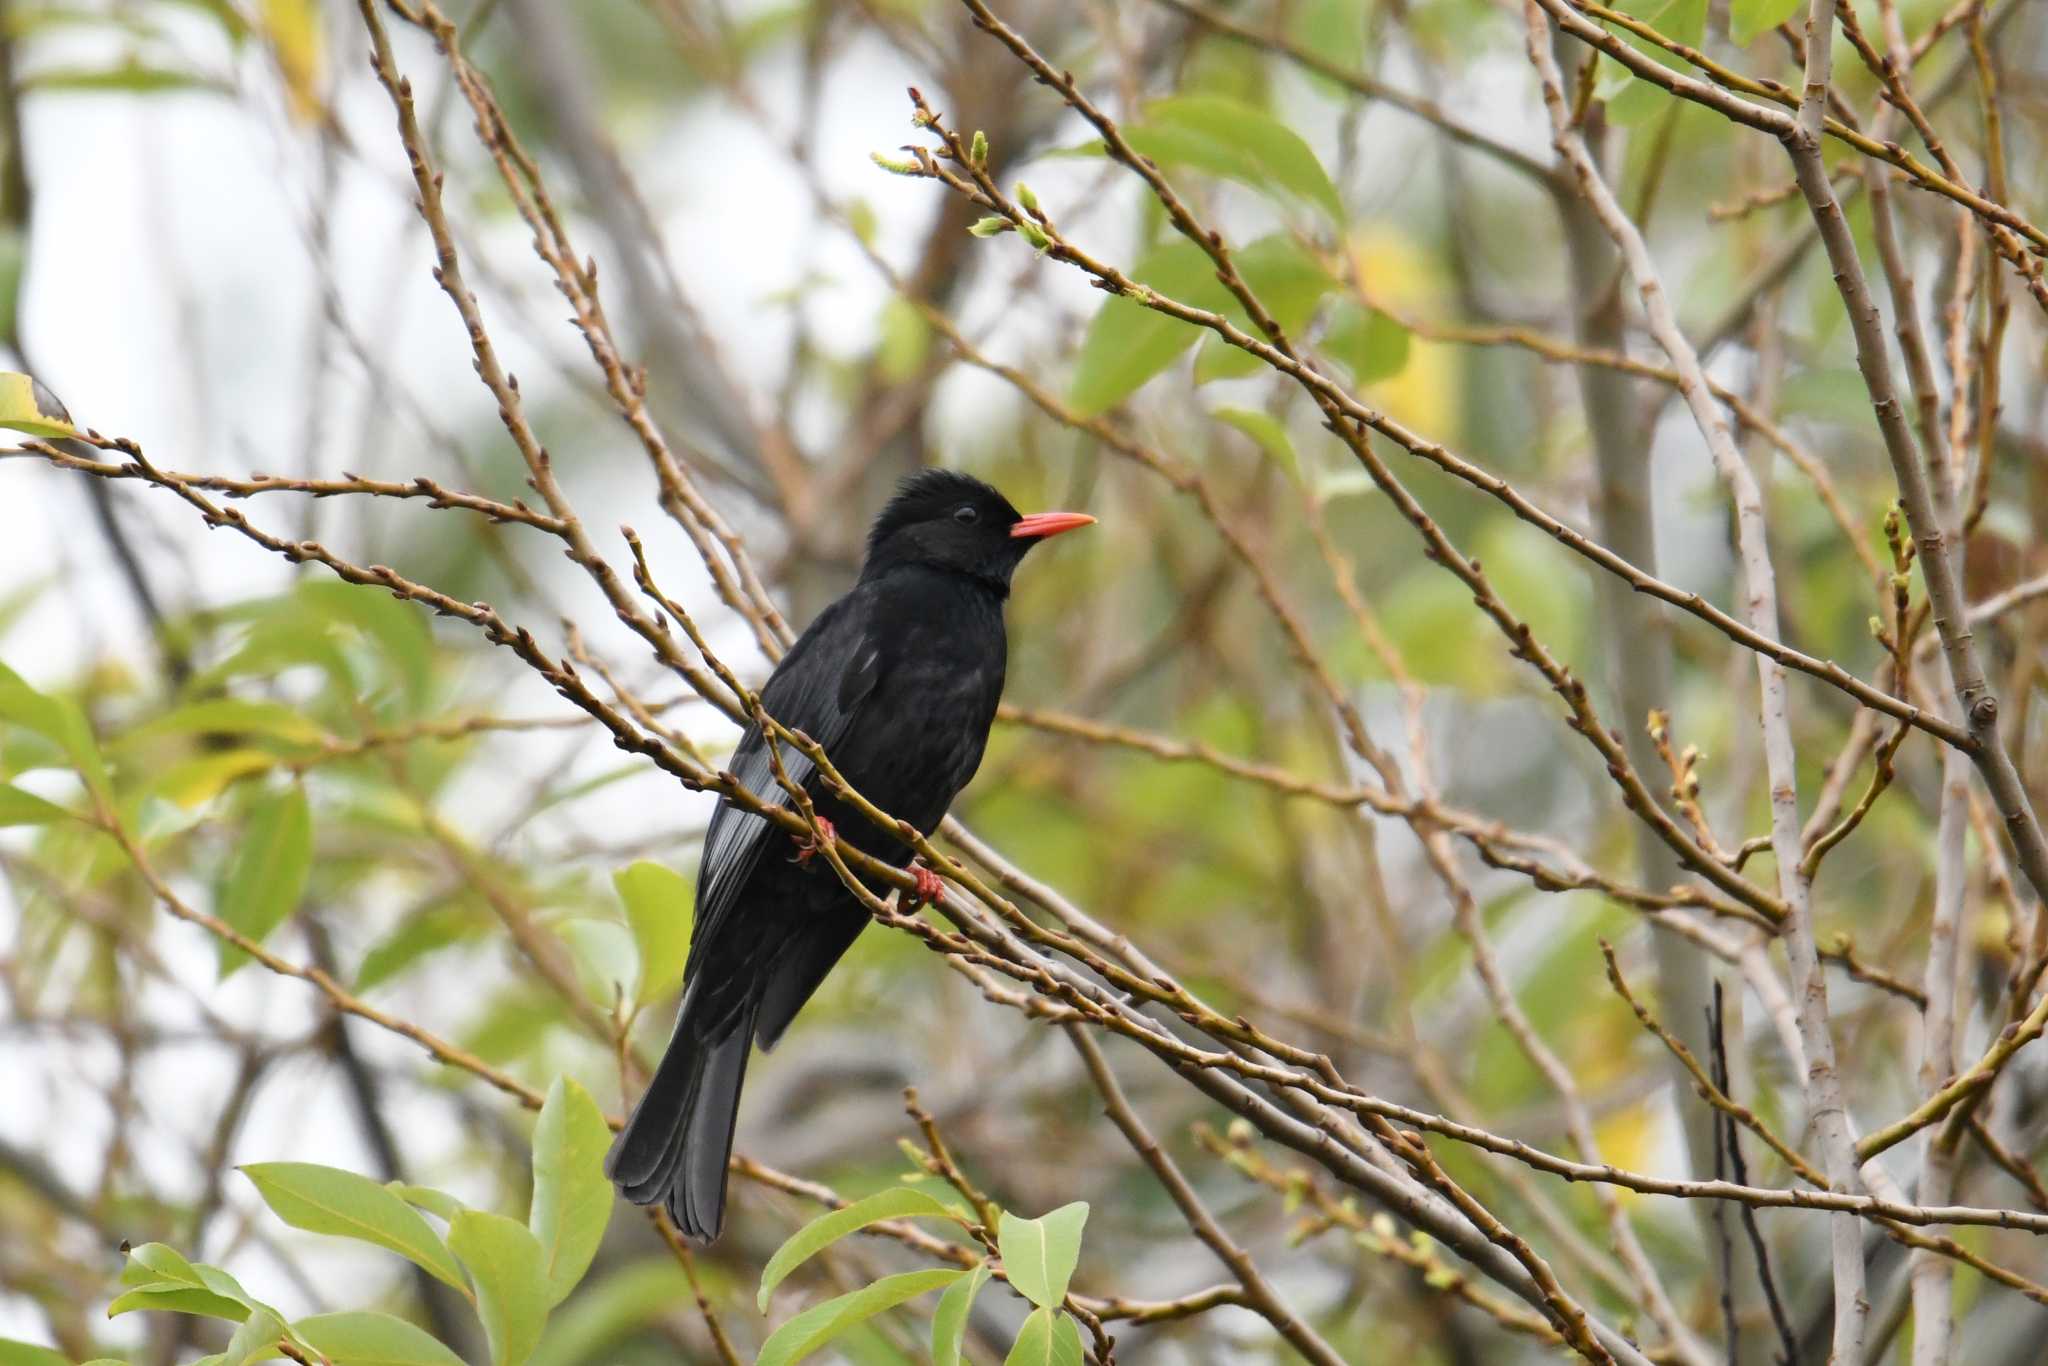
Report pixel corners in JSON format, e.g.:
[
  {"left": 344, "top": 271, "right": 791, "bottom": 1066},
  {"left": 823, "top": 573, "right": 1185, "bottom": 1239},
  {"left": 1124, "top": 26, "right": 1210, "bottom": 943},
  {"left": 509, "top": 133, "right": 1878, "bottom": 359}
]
[{"left": 607, "top": 469, "right": 1095, "bottom": 1240}]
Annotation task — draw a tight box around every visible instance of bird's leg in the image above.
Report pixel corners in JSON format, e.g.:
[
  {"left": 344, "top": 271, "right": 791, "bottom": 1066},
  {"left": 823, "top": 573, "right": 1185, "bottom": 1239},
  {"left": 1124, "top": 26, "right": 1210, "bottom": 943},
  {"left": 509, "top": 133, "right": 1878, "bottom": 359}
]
[
  {"left": 790, "top": 815, "right": 837, "bottom": 865},
  {"left": 906, "top": 861, "right": 946, "bottom": 908}
]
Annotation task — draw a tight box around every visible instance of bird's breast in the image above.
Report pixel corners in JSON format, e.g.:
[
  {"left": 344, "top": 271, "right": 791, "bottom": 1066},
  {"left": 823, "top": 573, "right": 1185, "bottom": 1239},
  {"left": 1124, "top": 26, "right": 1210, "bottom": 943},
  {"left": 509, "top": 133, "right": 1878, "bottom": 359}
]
[{"left": 826, "top": 585, "right": 1007, "bottom": 844}]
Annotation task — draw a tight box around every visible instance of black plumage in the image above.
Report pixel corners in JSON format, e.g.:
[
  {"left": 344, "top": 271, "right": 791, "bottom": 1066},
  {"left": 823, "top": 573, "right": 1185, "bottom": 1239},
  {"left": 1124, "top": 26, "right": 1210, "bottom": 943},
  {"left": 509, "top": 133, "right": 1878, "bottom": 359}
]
[{"left": 606, "top": 469, "right": 1095, "bottom": 1240}]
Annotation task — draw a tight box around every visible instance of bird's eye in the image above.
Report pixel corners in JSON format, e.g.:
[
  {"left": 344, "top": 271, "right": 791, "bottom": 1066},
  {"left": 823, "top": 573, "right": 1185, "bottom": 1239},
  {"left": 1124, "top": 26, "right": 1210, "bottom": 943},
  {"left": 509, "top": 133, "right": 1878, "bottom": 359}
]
[{"left": 952, "top": 505, "right": 980, "bottom": 525}]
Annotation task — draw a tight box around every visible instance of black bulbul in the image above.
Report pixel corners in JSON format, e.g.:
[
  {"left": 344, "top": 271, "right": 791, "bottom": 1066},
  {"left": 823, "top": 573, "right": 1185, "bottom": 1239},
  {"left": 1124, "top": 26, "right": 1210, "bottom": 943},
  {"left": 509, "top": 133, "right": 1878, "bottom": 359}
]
[{"left": 607, "top": 469, "right": 1095, "bottom": 1240}]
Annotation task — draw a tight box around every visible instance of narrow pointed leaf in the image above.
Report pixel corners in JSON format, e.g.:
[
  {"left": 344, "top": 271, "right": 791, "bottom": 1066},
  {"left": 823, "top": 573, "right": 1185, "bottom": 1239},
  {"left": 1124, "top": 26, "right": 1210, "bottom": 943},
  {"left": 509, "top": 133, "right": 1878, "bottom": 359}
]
[
  {"left": 756, "top": 1268, "right": 962, "bottom": 1366},
  {"left": 295, "top": 1311, "right": 468, "bottom": 1366},
  {"left": 0, "top": 784, "right": 69, "bottom": 826},
  {"left": 217, "top": 784, "right": 312, "bottom": 976},
  {"left": 529, "top": 1076, "right": 613, "bottom": 1304},
  {"left": 0, "top": 660, "right": 109, "bottom": 798},
  {"left": 106, "top": 1284, "right": 250, "bottom": 1321},
  {"left": 758, "top": 1187, "right": 967, "bottom": 1310},
  {"left": 119, "top": 1242, "right": 209, "bottom": 1288},
  {"left": 241, "top": 1163, "right": 466, "bottom": 1292},
  {"left": 109, "top": 1244, "right": 267, "bottom": 1323},
  {"left": 930, "top": 1260, "right": 992, "bottom": 1366},
  {"left": 122, "top": 698, "right": 330, "bottom": 751},
  {"left": 449, "top": 1210, "right": 550, "bottom": 1366}
]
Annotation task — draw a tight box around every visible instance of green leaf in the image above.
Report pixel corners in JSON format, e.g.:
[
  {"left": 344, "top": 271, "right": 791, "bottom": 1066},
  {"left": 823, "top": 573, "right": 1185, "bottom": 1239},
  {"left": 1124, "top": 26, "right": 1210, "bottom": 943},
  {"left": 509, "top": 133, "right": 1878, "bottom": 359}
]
[
  {"left": 756, "top": 1268, "right": 963, "bottom": 1366},
  {"left": 758, "top": 1187, "right": 967, "bottom": 1310},
  {"left": 0, "top": 573, "right": 49, "bottom": 639},
  {"left": 846, "top": 199, "right": 879, "bottom": 246},
  {"left": 107, "top": 1283, "right": 250, "bottom": 1321},
  {"left": 0, "top": 1339, "right": 74, "bottom": 1366},
  {"left": 1211, "top": 408, "right": 1297, "bottom": 479},
  {"left": 449, "top": 1210, "right": 551, "bottom": 1366},
  {"left": 118, "top": 1242, "right": 210, "bottom": 1288},
  {"left": 612, "top": 860, "right": 693, "bottom": 1005},
  {"left": 876, "top": 296, "right": 931, "bottom": 382},
  {"left": 0, "top": 227, "right": 18, "bottom": 350},
  {"left": 1730, "top": 0, "right": 1804, "bottom": 45},
  {"left": 241, "top": 1163, "right": 467, "bottom": 1292},
  {"left": 1071, "top": 234, "right": 1331, "bottom": 415},
  {"left": 215, "top": 1306, "right": 285, "bottom": 1366},
  {"left": 1781, "top": 367, "right": 1878, "bottom": 424},
  {"left": 1595, "top": 0, "right": 1705, "bottom": 125},
  {"left": 165, "top": 0, "right": 254, "bottom": 46},
  {"left": 996, "top": 1203, "right": 1088, "bottom": 1310},
  {"left": 0, "top": 373, "right": 77, "bottom": 438},
  {"left": 529, "top": 763, "right": 640, "bottom": 816},
  {"left": 24, "top": 62, "right": 225, "bottom": 94},
  {"left": 555, "top": 918, "right": 636, "bottom": 1008},
  {"left": 298, "top": 580, "right": 433, "bottom": 708},
  {"left": 194, "top": 615, "right": 356, "bottom": 695},
  {"left": 930, "top": 1260, "right": 992, "bottom": 1366},
  {"left": 217, "top": 784, "right": 313, "bottom": 976},
  {"left": 294, "top": 1311, "right": 468, "bottom": 1366},
  {"left": 1323, "top": 303, "right": 1410, "bottom": 385},
  {"left": 1003, "top": 1307, "right": 1083, "bottom": 1366},
  {"left": 357, "top": 899, "right": 481, "bottom": 991},
  {"left": 0, "top": 660, "right": 109, "bottom": 798},
  {"left": 1070, "top": 239, "right": 1232, "bottom": 417},
  {"left": 529, "top": 1076, "right": 613, "bottom": 1305},
  {"left": 1291, "top": 0, "right": 1367, "bottom": 88},
  {"left": 388, "top": 1182, "right": 467, "bottom": 1223},
  {"left": 123, "top": 698, "right": 331, "bottom": 751},
  {"left": 1125, "top": 96, "right": 1343, "bottom": 220},
  {"left": 106, "top": 1246, "right": 265, "bottom": 1324},
  {"left": 1191, "top": 236, "right": 1336, "bottom": 383},
  {"left": 0, "top": 783, "right": 70, "bottom": 826}
]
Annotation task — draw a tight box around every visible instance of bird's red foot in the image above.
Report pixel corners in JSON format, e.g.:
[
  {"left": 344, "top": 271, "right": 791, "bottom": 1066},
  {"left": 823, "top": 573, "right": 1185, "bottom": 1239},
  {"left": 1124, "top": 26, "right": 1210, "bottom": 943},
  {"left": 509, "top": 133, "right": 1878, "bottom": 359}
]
[
  {"left": 791, "top": 815, "right": 837, "bottom": 865},
  {"left": 907, "top": 863, "right": 946, "bottom": 907}
]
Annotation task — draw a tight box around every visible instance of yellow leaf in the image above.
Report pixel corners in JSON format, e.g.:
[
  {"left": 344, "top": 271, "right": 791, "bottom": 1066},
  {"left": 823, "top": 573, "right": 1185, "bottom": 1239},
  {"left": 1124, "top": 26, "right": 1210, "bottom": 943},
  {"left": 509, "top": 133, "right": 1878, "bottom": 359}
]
[
  {"left": 1343, "top": 227, "right": 1460, "bottom": 442},
  {"left": 0, "top": 373, "right": 77, "bottom": 439},
  {"left": 150, "top": 749, "right": 278, "bottom": 809},
  {"left": 262, "top": 0, "right": 324, "bottom": 124},
  {"left": 1593, "top": 1099, "right": 1660, "bottom": 1203}
]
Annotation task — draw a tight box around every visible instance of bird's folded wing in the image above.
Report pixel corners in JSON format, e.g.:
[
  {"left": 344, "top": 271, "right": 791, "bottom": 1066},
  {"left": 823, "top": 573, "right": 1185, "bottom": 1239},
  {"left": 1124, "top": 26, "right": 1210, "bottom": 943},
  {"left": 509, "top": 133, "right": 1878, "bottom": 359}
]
[{"left": 691, "top": 593, "right": 885, "bottom": 959}]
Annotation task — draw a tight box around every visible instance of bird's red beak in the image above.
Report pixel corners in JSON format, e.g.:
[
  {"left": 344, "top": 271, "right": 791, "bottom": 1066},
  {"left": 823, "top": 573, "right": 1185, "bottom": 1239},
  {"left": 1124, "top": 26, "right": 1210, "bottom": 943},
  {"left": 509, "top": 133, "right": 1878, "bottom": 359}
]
[{"left": 1010, "top": 511, "right": 1097, "bottom": 540}]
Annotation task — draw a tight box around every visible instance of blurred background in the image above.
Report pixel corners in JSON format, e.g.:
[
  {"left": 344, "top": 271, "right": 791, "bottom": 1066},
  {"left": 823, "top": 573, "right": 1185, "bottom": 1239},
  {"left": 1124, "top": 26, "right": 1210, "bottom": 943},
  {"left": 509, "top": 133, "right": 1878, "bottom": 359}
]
[{"left": 1, "top": 0, "right": 2045, "bottom": 1361}]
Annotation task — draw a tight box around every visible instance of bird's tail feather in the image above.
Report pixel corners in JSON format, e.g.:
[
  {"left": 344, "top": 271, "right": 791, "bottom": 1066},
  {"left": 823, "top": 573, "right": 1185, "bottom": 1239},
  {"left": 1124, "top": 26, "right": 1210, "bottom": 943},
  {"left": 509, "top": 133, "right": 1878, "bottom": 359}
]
[{"left": 606, "top": 982, "right": 757, "bottom": 1241}]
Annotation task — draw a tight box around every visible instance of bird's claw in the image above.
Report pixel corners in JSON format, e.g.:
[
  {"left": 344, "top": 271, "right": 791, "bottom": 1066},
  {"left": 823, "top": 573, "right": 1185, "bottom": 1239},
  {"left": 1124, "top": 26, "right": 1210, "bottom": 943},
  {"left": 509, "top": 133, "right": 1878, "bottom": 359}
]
[
  {"left": 907, "top": 863, "right": 946, "bottom": 907},
  {"left": 791, "top": 815, "right": 837, "bottom": 866}
]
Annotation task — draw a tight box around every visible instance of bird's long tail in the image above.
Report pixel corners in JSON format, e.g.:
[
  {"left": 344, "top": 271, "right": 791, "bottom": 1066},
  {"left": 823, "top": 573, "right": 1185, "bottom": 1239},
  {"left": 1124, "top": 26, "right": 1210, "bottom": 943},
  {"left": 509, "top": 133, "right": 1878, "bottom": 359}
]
[{"left": 606, "top": 981, "right": 758, "bottom": 1241}]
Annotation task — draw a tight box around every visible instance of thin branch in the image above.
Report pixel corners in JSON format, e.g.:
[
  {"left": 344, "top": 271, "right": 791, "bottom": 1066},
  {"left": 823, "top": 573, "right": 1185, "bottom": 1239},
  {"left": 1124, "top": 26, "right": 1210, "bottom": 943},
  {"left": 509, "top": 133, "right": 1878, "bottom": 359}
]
[
  {"left": 1523, "top": 11, "right": 1867, "bottom": 1348},
  {"left": 1068, "top": 1028, "right": 1347, "bottom": 1366}
]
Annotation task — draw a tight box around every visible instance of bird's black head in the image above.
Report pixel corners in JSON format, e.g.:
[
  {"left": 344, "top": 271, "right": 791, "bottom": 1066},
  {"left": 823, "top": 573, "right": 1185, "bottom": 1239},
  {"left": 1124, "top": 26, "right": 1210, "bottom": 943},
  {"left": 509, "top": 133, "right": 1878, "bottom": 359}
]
[{"left": 861, "top": 469, "right": 1094, "bottom": 591}]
